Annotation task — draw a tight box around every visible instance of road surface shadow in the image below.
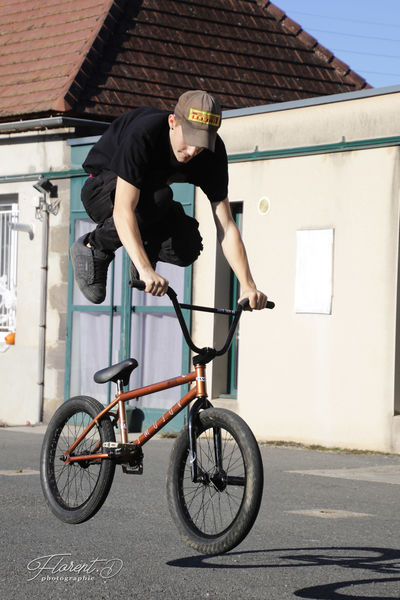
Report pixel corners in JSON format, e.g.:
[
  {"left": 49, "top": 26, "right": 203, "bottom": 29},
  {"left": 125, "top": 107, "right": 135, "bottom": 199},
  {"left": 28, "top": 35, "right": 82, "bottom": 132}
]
[{"left": 168, "top": 546, "right": 400, "bottom": 599}]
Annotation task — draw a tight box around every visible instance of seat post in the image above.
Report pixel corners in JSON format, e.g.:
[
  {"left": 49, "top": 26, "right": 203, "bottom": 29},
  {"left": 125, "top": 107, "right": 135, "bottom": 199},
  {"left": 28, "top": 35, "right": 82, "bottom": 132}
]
[{"left": 116, "top": 379, "right": 128, "bottom": 443}]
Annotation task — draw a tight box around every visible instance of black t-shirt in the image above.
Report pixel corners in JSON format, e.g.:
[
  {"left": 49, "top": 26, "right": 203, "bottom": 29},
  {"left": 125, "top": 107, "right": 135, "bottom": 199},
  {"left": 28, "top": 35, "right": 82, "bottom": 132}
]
[{"left": 83, "top": 108, "right": 228, "bottom": 203}]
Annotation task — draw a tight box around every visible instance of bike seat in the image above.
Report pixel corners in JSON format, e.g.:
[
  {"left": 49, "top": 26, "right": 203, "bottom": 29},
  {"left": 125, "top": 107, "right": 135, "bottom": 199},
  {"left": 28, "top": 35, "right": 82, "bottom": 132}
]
[{"left": 94, "top": 358, "right": 138, "bottom": 386}]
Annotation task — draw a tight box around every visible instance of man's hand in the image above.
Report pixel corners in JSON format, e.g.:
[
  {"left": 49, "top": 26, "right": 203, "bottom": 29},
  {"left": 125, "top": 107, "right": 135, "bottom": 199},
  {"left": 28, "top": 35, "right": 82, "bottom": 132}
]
[
  {"left": 141, "top": 267, "right": 169, "bottom": 296},
  {"left": 239, "top": 288, "right": 268, "bottom": 311}
]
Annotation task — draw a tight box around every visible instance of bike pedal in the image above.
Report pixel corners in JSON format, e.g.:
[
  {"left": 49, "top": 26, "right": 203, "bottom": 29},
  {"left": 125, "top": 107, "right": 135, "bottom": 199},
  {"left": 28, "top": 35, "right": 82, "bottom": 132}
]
[
  {"left": 103, "top": 441, "right": 137, "bottom": 452},
  {"left": 122, "top": 463, "right": 143, "bottom": 475},
  {"left": 103, "top": 441, "right": 143, "bottom": 471}
]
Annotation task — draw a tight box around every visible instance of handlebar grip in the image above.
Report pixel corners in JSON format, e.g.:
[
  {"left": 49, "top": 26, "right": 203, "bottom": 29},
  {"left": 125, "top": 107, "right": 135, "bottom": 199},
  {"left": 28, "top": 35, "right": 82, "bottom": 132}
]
[
  {"left": 238, "top": 298, "right": 275, "bottom": 310},
  {"left": 238, "top": 298, "right": 250, "bottom": 310},
  {"left": 130, "top": 279, "right": 146, "bottom": 291}
]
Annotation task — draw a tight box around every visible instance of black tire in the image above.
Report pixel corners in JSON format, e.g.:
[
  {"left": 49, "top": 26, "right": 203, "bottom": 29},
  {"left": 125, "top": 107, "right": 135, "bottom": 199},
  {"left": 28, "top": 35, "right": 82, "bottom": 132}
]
[
  {"left": 166, "top": 408, "right": 263, "bottom": 555},
  {"left": 40, "top": 396, "right": 116, "bottom": 524}
]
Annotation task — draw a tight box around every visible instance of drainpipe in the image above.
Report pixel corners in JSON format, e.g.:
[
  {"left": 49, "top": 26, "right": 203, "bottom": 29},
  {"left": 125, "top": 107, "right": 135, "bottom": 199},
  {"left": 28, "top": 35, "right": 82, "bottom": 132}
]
[{"left": 34, "top": 179, "right": 60, "bottom": 423}]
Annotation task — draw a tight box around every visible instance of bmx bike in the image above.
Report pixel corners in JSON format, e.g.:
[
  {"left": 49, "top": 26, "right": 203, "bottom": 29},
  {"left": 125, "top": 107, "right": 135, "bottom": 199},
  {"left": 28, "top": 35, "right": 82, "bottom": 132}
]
[{"left": 40, "top": 281, "right": 274, "bottom": 555}]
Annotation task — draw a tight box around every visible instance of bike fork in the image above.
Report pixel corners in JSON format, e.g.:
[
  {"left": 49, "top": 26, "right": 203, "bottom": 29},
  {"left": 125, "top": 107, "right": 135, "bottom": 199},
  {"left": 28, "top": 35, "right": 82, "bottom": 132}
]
[
  {"left": 188, "top": 398, "right": 222, "bottom": 483},
  {"left": 188, "top": 396, "right": 212, "bottom": 483}
]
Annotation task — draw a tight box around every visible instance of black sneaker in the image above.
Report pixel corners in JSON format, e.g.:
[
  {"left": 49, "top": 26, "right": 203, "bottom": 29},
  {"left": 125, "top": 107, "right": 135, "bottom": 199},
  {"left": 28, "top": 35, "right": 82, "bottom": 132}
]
[{"left": 70, "top": 234, "right": 114, "bottom": 304}]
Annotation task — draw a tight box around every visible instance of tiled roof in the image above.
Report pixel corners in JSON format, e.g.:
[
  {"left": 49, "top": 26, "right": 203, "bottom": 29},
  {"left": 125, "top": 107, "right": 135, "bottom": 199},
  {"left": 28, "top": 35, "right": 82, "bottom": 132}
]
[
  {"left": 0, "top": 0, "right": 370, "bottom": 122},
  {"left": 0, "top": 0, "right": 119, "bottom": 118}
]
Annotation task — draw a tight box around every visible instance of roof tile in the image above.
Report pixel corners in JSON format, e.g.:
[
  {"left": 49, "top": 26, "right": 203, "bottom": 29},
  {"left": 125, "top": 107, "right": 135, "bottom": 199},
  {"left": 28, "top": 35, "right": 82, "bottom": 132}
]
[{"left": 296, "top": 29, "right": 318, "bottom": 50}]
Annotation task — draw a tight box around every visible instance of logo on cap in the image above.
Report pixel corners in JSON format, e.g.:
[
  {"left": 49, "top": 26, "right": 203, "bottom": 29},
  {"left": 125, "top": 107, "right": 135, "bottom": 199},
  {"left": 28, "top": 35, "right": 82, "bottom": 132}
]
[{"left": 188, "top": 108, "right": 221, "bottom": 128}]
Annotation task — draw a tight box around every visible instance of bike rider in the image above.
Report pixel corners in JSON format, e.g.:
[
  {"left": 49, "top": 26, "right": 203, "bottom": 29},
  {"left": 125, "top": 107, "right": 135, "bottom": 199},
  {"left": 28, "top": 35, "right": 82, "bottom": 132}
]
[{"left": 70, "top": 90, "right": 268, "bottom": 310}]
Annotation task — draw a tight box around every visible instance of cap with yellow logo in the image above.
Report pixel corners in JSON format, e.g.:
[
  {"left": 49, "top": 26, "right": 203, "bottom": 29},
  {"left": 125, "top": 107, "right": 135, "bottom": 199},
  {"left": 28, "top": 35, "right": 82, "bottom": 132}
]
[{"left": 174, "top": 90, "right": 222, "bottom": 152}]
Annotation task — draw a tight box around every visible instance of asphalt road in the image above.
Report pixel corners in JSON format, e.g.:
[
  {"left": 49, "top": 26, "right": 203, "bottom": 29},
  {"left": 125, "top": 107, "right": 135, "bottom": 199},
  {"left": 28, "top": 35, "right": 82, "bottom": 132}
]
[{"left": 2, "top": 425, "right": 400, "bottom": 599}]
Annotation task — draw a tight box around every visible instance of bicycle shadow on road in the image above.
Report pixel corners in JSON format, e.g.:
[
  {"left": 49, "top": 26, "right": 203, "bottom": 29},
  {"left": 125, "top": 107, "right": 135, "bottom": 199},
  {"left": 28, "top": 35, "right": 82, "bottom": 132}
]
[{"left": 167, "top": 546, "right": 400, "bottom": 600}]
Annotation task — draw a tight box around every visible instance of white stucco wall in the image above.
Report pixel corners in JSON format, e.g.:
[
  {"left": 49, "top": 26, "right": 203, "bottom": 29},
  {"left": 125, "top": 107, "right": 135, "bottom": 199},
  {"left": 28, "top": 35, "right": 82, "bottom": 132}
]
[
  {"left": 234, "top": 147, "right": 399, "bottom": 451},
  {"left": 193, "top": 89, "right": 400, "bottom": 452},
  {"left": 0, "top": 130, "right": 71, "bottom": 425}
]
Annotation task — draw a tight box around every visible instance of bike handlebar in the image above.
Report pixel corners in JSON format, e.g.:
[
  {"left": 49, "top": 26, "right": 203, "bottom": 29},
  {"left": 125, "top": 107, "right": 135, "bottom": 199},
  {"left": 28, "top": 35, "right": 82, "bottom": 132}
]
[{"left": 130, "top": 279, "right": 274, "bottom": 362}]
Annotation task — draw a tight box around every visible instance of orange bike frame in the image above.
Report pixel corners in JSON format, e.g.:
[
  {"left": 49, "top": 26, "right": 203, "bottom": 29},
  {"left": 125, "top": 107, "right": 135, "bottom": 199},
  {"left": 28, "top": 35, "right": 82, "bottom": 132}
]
[{"left": 64, "top": 364, "right": 207, "bottom": 464}]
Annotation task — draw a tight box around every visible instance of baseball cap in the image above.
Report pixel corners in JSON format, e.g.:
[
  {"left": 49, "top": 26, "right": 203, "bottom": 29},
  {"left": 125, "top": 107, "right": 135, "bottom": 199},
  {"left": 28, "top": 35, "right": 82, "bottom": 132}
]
[{"left": 174, "top": 90, "right": 222, "bottom": 152}]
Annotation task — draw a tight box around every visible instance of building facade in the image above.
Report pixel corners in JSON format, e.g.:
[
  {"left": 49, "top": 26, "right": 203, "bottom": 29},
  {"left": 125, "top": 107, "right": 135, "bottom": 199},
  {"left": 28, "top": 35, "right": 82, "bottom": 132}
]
[{"left": 1, "top": 86, "right": 400, "bottom": 453}]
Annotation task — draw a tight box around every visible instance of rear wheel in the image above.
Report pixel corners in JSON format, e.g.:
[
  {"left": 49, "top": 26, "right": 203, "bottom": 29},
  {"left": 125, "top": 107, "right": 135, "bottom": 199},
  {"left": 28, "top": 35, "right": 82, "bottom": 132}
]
[
  {"left": 40, "top": 396, "right": 115, "bottom": 524},
  {"left": 167, "top": 408, "right": 263, "bottom": 555}
]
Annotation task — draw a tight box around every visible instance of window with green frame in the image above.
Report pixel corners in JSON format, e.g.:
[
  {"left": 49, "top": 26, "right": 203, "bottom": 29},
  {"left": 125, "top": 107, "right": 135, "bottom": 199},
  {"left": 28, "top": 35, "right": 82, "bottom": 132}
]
[{"left": 66, "top": 139, "right": 194, "bottom": 433}]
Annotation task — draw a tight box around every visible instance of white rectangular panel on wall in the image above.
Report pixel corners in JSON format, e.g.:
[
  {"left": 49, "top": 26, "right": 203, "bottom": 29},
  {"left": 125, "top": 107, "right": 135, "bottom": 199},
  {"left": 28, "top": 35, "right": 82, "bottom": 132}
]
[{"left": 295, "top": 228, "right": 334, "bottom": 314}]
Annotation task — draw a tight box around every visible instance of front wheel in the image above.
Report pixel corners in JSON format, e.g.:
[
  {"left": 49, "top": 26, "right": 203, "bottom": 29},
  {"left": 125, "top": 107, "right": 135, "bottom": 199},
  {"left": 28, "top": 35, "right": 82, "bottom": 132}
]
[
  {"left": 40, "top": 396, "right": 116, "bottom": 524},
  {"left": 166, "top": 408, "right": 264, "bottom": 555}
]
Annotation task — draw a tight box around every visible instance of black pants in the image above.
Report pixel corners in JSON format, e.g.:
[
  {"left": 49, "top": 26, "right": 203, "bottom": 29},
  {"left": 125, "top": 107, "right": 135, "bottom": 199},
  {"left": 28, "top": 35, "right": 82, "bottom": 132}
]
[{"left": 81, "top": 171, "right": 203, "bottom": 267}]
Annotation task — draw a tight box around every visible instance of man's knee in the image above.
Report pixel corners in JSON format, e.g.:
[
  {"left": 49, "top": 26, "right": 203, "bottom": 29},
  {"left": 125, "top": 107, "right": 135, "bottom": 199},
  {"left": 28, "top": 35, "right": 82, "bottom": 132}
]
[
  {"left": 173, "top": 223, "right": 203, "bottom": 265},
  {"left": 158, "top": 207, "right": 203, "bottom": 267}
]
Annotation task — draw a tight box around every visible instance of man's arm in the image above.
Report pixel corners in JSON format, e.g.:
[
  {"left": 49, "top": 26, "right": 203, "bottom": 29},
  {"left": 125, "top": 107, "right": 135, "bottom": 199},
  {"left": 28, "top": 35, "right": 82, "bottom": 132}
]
[
  {"left": 113, "top": 176, "right": 168, "bottom": 295},
  {"left": 211, "top": 198, "right": 268, "bottom": 310}
]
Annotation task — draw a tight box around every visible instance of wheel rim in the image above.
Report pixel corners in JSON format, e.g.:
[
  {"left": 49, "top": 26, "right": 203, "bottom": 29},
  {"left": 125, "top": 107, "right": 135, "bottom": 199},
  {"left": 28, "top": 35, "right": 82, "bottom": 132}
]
[
  {"left": 48, "top": 410, "right": 104, "bottom": 510},
  {"left": 179, "top": 425, "right": 247, "bottom": 538}
]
